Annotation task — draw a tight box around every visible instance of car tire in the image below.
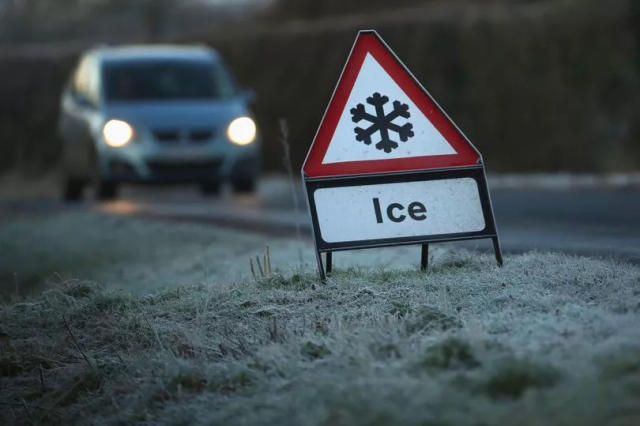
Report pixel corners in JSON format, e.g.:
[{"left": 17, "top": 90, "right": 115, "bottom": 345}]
[
  {"left": 63, "top": 177, "right": 85, "bottom": 202},
  {"left": 199, "top": 181, "right": 221, "bottom": 196},
  {"left": 96, "top": 181, "right": 119, "bottom": 200},
  {"left": 231, "top": 178, "right": 256, "bottom": 194}
]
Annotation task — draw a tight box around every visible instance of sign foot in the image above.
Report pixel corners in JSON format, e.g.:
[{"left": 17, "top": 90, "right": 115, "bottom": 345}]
[
  {"left": 315, "top": 248, "right": 326, "bottom": 282},
  {"left": 492, "top": 237, "right": 503, "bottom": 267},
  {"left": 420, "top": 244, "right": 429, "bottom": 272}
]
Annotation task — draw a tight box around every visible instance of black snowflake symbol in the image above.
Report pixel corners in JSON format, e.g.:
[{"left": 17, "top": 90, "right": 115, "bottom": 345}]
[{"left": 350, "top": 92, "right": 414, "bottom": 153}]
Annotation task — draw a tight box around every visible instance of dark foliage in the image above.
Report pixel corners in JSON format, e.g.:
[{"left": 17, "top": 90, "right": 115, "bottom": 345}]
[{"left": 0, "top": 0, "right": 637, "bottom": 175}]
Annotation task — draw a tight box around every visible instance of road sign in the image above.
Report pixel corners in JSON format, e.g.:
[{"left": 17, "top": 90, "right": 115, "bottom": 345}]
[{"left": 302, "top": 30, "right": 502, "bottom": 279}]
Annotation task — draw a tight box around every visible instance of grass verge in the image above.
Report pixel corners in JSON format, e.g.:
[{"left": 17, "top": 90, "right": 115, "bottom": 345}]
[{"left": 1, "top": 251, "right": 639, "bottom": 425}]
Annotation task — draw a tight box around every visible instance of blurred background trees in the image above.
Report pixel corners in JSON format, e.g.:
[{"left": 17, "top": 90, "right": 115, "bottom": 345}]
[
  {"left": 0, "top": 0, "right": 638, "bottom": 174},
  {"left": 0, "top": 0, "right": 256, "bottom": 43},
  {"left": 264, "top": 0, "right": 424, "bottom": 19}
]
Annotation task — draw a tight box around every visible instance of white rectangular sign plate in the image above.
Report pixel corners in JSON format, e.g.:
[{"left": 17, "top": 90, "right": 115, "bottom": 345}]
[{"left": 313, "top": 178, "right": 486, "bottom": 243}]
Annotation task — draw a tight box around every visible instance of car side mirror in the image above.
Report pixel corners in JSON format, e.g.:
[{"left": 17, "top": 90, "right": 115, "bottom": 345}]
[
  {"left": 239, "top": 89, "right": 257, "bottom": 104},
  {"left": 74, "top": 94, "right": 95, "bottom": 109}
]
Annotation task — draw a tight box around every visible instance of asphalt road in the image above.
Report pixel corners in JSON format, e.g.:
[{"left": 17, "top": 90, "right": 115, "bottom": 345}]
[{"left": 92, "top": 179, "right": 640, "bottom": 264}]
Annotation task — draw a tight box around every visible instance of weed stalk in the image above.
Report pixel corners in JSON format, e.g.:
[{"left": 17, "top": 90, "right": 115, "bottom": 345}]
[{"left": 279, "top": 118, "right": 304, "bottom": 268}]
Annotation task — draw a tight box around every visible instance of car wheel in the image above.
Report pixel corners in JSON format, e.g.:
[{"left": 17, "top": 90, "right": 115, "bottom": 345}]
[
  {"left": 231, "top": 178, "right": 256, "bottom": 194},
  {"left": 96, "top": 181, "right": 119, "bottom": 200},
  {"left": 199, "top": 181, "right": 221, "bottom": 196},
  {"left": 63, "top": 177, "right": 86, "bottom": 201}
]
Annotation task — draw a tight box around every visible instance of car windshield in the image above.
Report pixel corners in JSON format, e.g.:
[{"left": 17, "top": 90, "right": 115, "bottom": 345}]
[{"left": 103, "top": 59, "right": 236, "bottom": 102}]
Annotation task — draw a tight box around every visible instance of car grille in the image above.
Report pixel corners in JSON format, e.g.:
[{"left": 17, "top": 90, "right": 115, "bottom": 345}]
[
  {"left": 146, "top": 159, "right": 221, "bottom": 180},
  {"left": 153, "top": 130, "right": 180, "bottom": 142},
  {"left": 189, "top": 129, "right": 214, "bottom": 142},
  {"left": 152, "top": 128, "right": 216, "bottom": 144}
]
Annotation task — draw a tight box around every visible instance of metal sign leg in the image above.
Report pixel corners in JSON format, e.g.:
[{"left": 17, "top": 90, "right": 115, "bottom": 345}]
[
  {"left": 492, "top": 236, "right": 503, "bottom": 267},
  {"left": 420, "top": 243, "right": 429, "bottom": 271},
  {"left": 315, "top": 247, "right": 326, "bottom": 282},
  {"left": 326, "top": 251, "right": 332, "bottom": 275}
]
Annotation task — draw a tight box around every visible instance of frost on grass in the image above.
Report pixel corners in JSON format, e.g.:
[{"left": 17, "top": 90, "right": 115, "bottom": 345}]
[
  {"left": 1, "top": 252, "right": 640, "bottom": 425},
  {"left": 0, "top": 211, "right": 317, "bottom": 299}
]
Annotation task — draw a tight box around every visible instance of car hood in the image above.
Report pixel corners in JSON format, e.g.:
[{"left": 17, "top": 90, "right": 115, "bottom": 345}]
[{"left": 102, "top": 100, "right": 248, "bottom": 130}]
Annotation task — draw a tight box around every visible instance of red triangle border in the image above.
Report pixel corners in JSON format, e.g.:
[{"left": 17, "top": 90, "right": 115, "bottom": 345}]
[{"left": 303, "top": 30, "right": 481, "bottom": 178}]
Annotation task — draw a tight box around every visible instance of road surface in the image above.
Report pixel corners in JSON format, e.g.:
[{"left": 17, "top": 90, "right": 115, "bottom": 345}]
[{"left": 89, "top": 176, "right": 640, "bottom": 264}]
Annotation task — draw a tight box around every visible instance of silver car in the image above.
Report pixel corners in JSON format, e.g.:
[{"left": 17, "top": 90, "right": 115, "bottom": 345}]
[{"left": 58, "top": 45, "right": 259, "bottom": 200}]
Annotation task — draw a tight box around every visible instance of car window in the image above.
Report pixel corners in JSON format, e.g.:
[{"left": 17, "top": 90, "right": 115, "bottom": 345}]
[{"left": 102, "top": 59, "right": 236, "bottom": 102}]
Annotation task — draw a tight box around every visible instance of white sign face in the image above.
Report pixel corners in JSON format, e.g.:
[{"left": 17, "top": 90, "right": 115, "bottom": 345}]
[
  {"left": 313, "top": 178, "right": 485, "bottom": 243},
  {"left": 321, "top": 53, "right": 456, "bottom": 165}
]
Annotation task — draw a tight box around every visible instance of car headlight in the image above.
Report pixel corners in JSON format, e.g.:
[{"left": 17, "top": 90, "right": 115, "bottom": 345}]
[
  {"left": 227, "top": 117, "right": 256, "bottom": 145},
  {"left": 103, "top": 119, "right": 134, "bottom": 147}
]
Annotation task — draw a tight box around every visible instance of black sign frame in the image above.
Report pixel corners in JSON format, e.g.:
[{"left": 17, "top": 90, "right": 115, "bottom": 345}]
[{"left": 303, "top": 165, "right": 502, "bottom": 280}]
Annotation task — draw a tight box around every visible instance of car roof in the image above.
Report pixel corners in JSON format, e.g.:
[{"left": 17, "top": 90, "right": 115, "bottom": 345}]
[{"left": 88, "top": 45, "right": 220, "bottom": 63}]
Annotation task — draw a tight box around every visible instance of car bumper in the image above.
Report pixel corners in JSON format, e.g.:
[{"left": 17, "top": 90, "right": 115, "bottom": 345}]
[
  {"left": 97, "top": 140, "right": 259, "bottom": 183},
  {"left": 106, "top": 158, "right": 223, "bottom": 183}
]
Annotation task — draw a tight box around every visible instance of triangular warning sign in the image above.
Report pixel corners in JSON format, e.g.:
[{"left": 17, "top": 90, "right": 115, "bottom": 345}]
[{"left": 303, "top": 30, "right": 481, "bottom": 178}]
